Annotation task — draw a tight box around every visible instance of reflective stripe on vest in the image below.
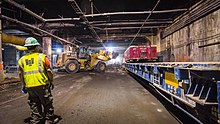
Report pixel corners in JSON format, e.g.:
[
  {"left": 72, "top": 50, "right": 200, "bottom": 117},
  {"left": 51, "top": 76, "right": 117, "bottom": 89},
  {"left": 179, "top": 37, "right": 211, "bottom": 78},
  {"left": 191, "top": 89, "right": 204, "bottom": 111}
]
[
  {"left": 39, "top": 53, "right": 43, "bottom": 72},
  {"left": 19, "top": 53, "right": 49, "bottom": 87}
]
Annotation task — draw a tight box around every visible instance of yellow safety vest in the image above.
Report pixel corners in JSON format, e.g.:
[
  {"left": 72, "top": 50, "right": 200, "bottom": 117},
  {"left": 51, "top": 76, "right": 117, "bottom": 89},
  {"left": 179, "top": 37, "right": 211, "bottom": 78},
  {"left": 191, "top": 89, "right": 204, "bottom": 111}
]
[{"left": 18, "top": 52, "right": 49, "bottom": 88}]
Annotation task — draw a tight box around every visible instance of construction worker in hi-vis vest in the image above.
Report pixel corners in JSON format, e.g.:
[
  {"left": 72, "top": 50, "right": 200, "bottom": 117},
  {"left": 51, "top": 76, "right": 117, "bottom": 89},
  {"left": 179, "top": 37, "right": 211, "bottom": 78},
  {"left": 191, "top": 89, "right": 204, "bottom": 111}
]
[{"left": 18, "top": 37, "right": 58, "bottom": 124}]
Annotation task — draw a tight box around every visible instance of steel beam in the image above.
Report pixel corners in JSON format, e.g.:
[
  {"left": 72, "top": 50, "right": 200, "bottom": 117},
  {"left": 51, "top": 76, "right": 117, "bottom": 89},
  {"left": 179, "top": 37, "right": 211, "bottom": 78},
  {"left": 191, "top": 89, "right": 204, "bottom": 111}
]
[
  {"left": 163, "top": 0, "right": 220, "bottom": 38},
  {"left": 68, "top": 0, "right": 103, "bottom": 45},
  {"left": 75, "top": 33, "right": 154, "bottom": 41},
  {"left": 0, "top": 15, "right": 78, "bottom": 47},
  {"left": 89, "top": 19, "right": 173, "bottom": 24},
  {"left": 92, "top": 21, "right": 172, "bottom": 26},
  {"left": 45, "top": 18, "right": 80, "bottom": 22},
  {"left": 3, "top": 0, "right": 80, "bottom": 23},
  {"left": 3, "top": 0, "right": 46, "bottom": 22},
  {"left": 37, "top": 23, "right": 76, "bottom": 28},
  {"left": 85, "top": 9, "right": 187, "bottom": 17},
  {"left": 102, "top": 26, "right": 166, "bottom": 30}
]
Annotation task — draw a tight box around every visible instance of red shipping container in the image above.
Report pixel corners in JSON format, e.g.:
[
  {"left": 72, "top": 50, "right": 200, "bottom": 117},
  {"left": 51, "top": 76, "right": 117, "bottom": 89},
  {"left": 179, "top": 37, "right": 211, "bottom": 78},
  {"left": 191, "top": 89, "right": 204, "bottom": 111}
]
[
  {"left": 124, "top": 45, "right": 157, "bottom": 62},
  {"left": 149, "top": 46, "right": 157, "bottom": 59},
  {"left": 130, "top": 47, "right": 140, "bottom": 59}
]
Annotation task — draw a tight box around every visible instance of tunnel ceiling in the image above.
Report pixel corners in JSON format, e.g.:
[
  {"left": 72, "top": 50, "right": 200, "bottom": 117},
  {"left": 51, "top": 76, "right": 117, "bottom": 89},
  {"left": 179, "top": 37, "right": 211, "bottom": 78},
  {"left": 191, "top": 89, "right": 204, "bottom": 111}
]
[{"left": 1, "top": 0, "right": 200, "bottom": 48}]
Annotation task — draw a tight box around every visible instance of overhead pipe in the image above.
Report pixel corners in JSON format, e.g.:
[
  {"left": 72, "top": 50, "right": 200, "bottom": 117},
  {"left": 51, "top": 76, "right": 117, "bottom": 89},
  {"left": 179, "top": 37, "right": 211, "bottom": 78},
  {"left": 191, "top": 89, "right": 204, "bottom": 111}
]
[
  {"left": 68, "top": 0, "right": 105, "bottom": 47},
  {"left": 92, "top": 21, "right": 173, "bottom": 26},
  {"left": 2, "top": 33, "right": 25, "bottom": 46},
  {"left": 68, "top": 0, "right": 101, "bottom": 41},
  {"left": 89, "top": 19, "right": 173, "bottom": 24},
  {"left": 99, "top": 34, "right": 153, "bottom": 38},
  {"left": 45, "top": 18, "right": 80, "bottom": 22},
  {"left": 76, "top": 33, "right": 154, "bottom": 39},
  {"left": 102, "top": 25, "right": 166, "bottom": 30},
  {"left": 37, "top": 23, "right": 76, "bottom": 28},
  {"left": 3, "top": 0, "right": 80, "bottom": 23},
  {"left": 3, "top": 0, "right": 46, "bottom": 22},
  {"left": 2, "top": 33, "right": 27, "bottom": 50},
  {"left": 85, "top": 9, "right": 187, "bottom": 17},
  {"left": 0, "top": 15, "right": 79, "bottom": 47}
]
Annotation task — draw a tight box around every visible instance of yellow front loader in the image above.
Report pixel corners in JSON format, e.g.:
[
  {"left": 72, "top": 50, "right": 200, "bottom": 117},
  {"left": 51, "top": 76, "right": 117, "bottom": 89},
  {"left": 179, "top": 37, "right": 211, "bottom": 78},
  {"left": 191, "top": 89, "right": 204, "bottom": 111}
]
[{"left": 55, "top": 48, "right": 115, "bottom": 73}]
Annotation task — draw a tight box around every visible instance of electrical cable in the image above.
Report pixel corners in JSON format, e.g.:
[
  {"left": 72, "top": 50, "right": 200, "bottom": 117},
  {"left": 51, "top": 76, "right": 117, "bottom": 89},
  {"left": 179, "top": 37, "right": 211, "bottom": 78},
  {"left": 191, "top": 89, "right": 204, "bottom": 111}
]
[
  {"left": 93, "top": 4, "right": 100, "bottom": 14},
  {"left": 128, "top": 0, "right": 161, "bottom": 47}
]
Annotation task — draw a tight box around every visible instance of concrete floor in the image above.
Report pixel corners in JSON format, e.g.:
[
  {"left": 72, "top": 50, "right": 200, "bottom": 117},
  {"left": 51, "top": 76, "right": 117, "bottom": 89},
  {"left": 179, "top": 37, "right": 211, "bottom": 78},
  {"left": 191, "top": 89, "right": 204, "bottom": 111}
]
[{"left": 0, "top": 70, "right": 179, "bottom": 124}]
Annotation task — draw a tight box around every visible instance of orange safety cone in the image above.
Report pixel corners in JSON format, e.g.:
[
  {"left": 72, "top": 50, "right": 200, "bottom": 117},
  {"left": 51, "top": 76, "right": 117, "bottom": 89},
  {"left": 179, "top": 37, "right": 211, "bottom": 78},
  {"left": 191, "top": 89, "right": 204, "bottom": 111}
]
[{"left": 0, "top": 63, "right": 6, "bottom": 82}]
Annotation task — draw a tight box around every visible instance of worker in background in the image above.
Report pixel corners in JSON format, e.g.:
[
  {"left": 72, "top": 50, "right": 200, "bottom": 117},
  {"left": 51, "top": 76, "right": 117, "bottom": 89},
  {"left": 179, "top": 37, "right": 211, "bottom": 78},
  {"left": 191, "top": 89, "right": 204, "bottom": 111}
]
[{"left": 18, "top": 37, "right": 58, "bottom": 124}]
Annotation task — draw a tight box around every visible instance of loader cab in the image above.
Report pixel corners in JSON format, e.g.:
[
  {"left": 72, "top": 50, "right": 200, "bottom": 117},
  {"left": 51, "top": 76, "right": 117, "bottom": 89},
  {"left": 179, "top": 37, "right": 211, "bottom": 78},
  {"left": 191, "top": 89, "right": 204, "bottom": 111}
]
[{"left": 78, "top": 46, "right": 91, "bottom": 60}]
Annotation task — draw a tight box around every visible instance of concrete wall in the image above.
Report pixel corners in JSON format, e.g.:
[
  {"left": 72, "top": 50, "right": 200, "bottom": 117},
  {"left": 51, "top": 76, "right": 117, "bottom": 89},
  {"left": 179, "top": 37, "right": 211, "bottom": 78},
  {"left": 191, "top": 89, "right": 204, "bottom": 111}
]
[
  {"left": 146, "top": 33, "right": 163, "bottom": 61},
  {"left": 3, "top": 46, "right": 17, "bottom": 66},
  {"left": 160, "top": 9, "right": 220, "bottom": 62},
  {"left": 146, "top": 34, "right": 161, "bottom": 52}
]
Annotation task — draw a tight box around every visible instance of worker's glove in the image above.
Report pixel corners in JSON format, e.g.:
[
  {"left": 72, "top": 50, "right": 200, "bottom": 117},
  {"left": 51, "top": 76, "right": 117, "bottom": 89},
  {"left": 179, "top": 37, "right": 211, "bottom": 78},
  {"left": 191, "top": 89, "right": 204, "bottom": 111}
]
[{"left": 21, "top": 85, "right": 27, "bottom": 94}]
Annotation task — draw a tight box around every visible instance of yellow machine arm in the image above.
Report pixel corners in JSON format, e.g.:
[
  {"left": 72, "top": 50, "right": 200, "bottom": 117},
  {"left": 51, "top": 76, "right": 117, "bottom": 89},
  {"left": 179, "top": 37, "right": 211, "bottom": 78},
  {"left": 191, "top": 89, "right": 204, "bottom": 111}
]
[
  {"left": 97, "top": 50, "right": 112, "bottom": 61},
  {"left": 7, "top": 44, "right": 28, "bottom": 51},
  {"left": 97, "top": 54, "right": 111, "bottom": 61}
]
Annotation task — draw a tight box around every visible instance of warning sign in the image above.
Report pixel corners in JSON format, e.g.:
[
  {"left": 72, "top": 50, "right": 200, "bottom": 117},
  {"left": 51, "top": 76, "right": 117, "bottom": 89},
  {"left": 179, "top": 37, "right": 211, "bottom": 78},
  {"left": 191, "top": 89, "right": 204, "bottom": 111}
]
[{"left": 165, "top": 72, "right": 178, "bottom": 88}]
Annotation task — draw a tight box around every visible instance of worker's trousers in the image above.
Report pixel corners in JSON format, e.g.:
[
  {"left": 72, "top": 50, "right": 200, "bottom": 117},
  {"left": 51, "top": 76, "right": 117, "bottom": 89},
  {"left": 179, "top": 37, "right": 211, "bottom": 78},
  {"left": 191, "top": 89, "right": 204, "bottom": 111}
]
[{"left": 27, "top": 85, "right": 54, "bottom": 124}]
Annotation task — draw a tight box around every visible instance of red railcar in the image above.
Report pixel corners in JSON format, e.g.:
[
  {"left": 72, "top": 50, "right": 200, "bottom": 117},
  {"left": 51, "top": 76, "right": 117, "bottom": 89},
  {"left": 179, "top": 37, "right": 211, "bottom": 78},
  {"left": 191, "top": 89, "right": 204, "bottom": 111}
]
[{"left": 124, "top": 45, "right": 157, "bottom": 62}]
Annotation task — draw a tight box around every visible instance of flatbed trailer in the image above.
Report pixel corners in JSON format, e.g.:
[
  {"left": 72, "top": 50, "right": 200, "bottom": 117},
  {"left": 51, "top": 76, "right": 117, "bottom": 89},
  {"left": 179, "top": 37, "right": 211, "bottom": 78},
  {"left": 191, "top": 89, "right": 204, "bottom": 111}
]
[{"left": 124, "top": 62, "right": 220, "bottom": 123}]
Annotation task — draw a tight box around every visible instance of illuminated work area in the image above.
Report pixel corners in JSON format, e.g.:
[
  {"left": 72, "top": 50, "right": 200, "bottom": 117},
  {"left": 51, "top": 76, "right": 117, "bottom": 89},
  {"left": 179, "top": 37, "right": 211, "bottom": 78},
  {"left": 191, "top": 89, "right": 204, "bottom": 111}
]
[{"left": 0, "top": 0, "right": 220, "bottom": 123}]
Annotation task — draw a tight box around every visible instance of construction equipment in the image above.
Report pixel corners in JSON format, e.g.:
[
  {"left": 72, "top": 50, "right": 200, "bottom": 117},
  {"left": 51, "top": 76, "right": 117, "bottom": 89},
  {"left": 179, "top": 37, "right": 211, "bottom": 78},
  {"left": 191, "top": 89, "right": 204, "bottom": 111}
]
[{"left": 55, "top": 47, "right": 118, "bottom": 73}]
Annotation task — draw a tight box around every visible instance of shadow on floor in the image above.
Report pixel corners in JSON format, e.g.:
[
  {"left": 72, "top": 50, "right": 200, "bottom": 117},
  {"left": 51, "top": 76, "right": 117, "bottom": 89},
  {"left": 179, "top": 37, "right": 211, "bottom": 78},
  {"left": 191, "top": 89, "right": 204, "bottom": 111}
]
[{"left": 24, "top": 115, "right": 62, "bottom": 124}]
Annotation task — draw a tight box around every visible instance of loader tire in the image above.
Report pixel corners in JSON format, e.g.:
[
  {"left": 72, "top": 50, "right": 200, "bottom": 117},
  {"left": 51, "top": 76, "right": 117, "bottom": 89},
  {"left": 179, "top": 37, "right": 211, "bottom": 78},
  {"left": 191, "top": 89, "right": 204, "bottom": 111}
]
[
  {"left": 96, "top": 62, "right": 106, "bottom": 72},
  {"left": 65, "top": 60, "right": 79, "bottom": 73}
]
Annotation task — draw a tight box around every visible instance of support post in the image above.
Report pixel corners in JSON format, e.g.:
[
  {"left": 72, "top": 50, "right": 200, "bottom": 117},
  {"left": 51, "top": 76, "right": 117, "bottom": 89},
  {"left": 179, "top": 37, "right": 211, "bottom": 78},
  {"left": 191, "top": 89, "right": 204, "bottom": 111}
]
[
  {"left": 0, "top": 2, "right": 4, "bottom": 82},
  {"left": 64, "top": 36, "right": 72, "bottom": 52},
  {"left": 42, "top": 37, "right": 52, "bottom": 63},
  {"left": 218, "top": 81, "right": 220, "bottom": 122}
]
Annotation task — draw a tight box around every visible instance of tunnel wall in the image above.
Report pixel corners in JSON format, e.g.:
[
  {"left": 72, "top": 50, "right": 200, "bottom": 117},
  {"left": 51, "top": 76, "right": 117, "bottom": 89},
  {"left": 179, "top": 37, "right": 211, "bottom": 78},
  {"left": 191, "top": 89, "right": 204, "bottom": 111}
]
[
  {"left": 3, "top": 46, "right": 17, "bottom": 66},
  {"left": 160, "top": 9, "right": 220, "bottom": 62}
]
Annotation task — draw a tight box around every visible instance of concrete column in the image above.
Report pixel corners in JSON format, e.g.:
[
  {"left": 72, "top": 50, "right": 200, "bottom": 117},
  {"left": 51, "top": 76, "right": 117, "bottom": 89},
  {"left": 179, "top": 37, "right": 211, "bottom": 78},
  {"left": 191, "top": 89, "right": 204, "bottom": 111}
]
[
  {"left": 0, "top": 2, "right": 4, "bottom": 82},
  {"left": 157, "top": 33, "right": 161, "bottom": 52},
  {"left": 42, "top": 37, "right": 52, "bottom": 62},
  {"left": 64, "top": 36, "right": 72, "bottom": 52}
]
